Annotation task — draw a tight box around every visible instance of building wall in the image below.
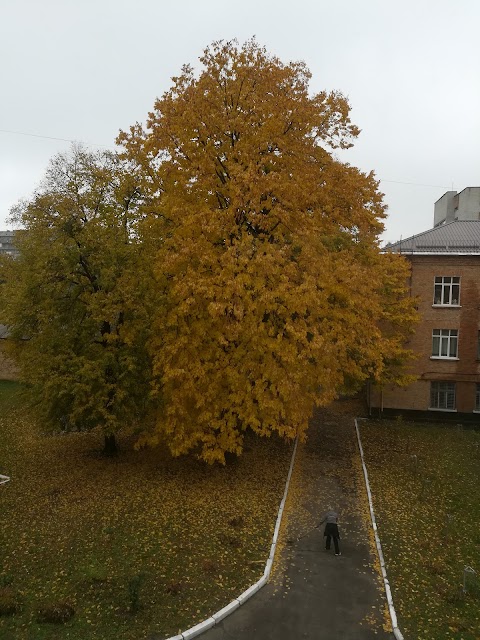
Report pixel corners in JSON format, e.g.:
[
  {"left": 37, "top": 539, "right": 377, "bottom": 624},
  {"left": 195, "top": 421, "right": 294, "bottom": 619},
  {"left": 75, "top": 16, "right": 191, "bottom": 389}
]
[
  {"left": 434, "top": 191, "right": 457, "bottom": 226},
  {"left": 434, "top": 188, "right": 480, "bottom": 226},
  {"left": 370, "top": 380, "right": 479, "bottom": 415},
  {"left": 0, "top": 230, "right": 18, "bottom": 258},
  {"left": 370, "top": 254, "right": 480, "bottom": 415},
  {"left": 457, "top": 187, "right": 480, "bottom": 220}
]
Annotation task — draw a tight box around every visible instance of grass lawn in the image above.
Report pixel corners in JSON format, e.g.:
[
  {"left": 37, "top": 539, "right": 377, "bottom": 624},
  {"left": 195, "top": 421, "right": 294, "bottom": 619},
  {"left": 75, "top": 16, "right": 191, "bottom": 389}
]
[
  {"left": 0, "top": 381, "right": 292, "bottom": 640},
  {"left": 360, "top": 418, "right": 480, "bottom": 640}
]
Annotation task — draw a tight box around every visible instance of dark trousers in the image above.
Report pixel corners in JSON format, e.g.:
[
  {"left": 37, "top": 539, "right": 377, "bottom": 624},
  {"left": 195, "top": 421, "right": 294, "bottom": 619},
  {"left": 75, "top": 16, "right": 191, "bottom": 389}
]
[
  {"left": 324, "top": 522, "right": 340, "bottom": 553},
  {"left": 325, "top": 534, "right": 340, "bottom": 554}
]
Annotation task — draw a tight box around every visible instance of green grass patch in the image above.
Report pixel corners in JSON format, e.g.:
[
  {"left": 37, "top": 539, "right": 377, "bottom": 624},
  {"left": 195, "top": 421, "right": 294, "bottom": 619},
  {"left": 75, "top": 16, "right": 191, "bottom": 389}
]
[
  {"left": 0, "top": 381, "right": 292, "bottom": 639},
  {"left": 360, "top": 418, "right": 480, "bottom": 640},
  {"left": 0, "top": 379, "right": 21, "bottom": 407}
]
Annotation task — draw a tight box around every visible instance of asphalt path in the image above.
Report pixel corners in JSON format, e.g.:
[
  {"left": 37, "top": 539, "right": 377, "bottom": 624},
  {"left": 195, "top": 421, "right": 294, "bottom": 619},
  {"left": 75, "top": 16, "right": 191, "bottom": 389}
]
[{"left": 200, "top": 400, "right": 396, "bottom": 640}]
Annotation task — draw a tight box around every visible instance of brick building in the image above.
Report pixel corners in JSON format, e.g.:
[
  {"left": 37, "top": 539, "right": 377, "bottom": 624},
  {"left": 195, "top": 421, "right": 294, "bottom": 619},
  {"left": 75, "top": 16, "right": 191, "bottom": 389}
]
[{"left": 369, "top": 219, "right": 480, "bottom": 420}]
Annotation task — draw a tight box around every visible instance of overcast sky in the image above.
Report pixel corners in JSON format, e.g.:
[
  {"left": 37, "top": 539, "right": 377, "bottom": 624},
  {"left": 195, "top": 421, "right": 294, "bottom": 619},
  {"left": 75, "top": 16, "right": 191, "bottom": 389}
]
[{"left": 1, "top": 0, "right": 479, "bottom": 244}]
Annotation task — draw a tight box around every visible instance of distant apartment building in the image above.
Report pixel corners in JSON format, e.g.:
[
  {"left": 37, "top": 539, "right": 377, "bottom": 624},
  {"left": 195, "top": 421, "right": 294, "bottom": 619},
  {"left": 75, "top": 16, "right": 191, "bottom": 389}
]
[
  {"left": 369, "top": 196, "right": 480, "bottom": 420},
  {"left": 0, "top": 230, "right": 19, "bottom": 378},
  {"left": 0, "top": 230, "right": 19, "bottom": 258}
]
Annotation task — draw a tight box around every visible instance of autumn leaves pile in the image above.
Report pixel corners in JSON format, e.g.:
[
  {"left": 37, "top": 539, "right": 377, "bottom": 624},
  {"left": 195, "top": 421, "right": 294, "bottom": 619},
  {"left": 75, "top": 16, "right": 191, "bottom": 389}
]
[{"left": 0, "top": 40, "right": 416, "bottom": 462}]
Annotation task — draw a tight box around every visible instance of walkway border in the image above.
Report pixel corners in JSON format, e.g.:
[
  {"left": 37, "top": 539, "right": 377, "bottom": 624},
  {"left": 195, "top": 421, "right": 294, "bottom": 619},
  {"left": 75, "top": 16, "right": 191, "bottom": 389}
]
[
  {"left": 354, "top": 418, "right": 404, "bottom": 640},
  {"left": 165, "top": 437, "right": 299, "bottom": 640}
]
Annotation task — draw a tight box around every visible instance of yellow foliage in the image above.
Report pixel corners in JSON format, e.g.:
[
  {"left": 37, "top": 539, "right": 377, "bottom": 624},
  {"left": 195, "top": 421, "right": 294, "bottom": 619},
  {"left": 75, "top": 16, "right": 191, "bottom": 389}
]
[
  {"left": 0, "top": 40, "right": 418, "bottom": 463},
  {"left": 119, "top": 39, "right": 418, "bottom": 462}
]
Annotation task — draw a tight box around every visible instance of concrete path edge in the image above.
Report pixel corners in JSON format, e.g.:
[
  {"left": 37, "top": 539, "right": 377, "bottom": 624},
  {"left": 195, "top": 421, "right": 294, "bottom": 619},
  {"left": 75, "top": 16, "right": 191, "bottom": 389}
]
[
  {"left": 163, "top": 437, "right": 299, "bottom": 640},
  {"left": 354, "top": 418, "right": 404, "bottom": 640}
]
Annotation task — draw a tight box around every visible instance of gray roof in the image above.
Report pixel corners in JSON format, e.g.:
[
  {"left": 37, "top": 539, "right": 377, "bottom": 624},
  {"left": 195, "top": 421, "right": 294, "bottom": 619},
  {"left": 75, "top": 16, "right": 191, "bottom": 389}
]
[{"left": 385, "top": 220, "right": 480, "bottom": 254}]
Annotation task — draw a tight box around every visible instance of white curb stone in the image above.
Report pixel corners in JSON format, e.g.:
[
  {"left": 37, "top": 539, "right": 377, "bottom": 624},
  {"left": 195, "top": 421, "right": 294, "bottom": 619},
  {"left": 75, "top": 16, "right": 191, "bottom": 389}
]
[
  {"left": 263, "top": 557, "right": 273, "bottom": 578},
  {"left": 268, "top": 541, "right": 277, "bottom": 559},
  {"left": 355, "top": 418, "right": 404, "bottom": 640},
  {"left": 182, "top": 617, "right": 215, "bottom": 639},
  {"left": 237, "top": 577, "right": 266, "bottom": 605},
  {"left": 211, "top": 599, "right": 240, "bottom": 623},
  {"left": 162, "top": 437, "right": 299, "bottom": 640}
]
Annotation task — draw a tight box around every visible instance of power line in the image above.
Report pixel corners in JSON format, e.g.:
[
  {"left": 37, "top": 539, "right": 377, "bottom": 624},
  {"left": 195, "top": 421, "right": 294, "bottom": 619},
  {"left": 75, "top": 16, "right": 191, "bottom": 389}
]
[
  {"left": 379, "top": 178, "right": 450, "bottom": 189},
  {"left": 0, "top": 127, "right": 453, "bottom": 191},
  {"left": 0, "top": 128, "right": 113, "bottom": 149}
]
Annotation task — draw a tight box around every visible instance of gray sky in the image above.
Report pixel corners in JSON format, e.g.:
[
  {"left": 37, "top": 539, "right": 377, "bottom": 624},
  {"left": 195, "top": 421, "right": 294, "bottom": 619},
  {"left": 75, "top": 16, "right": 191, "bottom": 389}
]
[{"left": 1, "top": 0, "right": 479, "bottom": 244}]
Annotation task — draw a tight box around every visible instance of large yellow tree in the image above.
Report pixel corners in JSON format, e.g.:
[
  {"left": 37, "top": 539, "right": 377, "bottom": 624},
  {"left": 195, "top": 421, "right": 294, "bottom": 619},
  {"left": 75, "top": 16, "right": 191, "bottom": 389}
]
[{"left": 115, "top": 39, "right": 417, "bottom": 463}]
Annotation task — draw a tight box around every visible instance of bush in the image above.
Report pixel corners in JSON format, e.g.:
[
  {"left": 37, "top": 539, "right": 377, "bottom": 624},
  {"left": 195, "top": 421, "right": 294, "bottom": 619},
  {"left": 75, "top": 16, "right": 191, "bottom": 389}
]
[
  {"left": 218, "top": 532, "right": 241, "bottom": 548},
  {"left": 228, "top": 515, "right": 244, "bottom": 529},
  {"left": 127, "top": 573, "right": 145, "bottom": 614},
  {"left": 0, "top": 587, "right": 20, "bottom": 616},
  {"left": 37, "top": 601, "right": 75, "bottom": 624},
  {"left": 201, "top": 558, "right": 218, "bottom": 574},
  {"left": 165, "top": 580, "right": 183, "bottom": 595},
  {"left": 0, "top": 575, "right": 13, "bottom": 588},
  {"left": 78, "top": 562, "right": 108, "bottom": 583}
]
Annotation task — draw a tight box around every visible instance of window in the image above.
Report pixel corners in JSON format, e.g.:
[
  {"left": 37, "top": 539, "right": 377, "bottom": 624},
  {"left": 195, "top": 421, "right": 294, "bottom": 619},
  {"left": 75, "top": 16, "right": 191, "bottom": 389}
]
[
  {"left": 432, "top": 329, "right": 458, "bottom": 358},
  {"left": 433, "top": 276, "right": 460, "bottom": 305},
  {"left": 430, "top": 382, "right": 456, "bottom": 410},
  {"left": 476, "top": 384, "right": 480, "bottom": 411}
]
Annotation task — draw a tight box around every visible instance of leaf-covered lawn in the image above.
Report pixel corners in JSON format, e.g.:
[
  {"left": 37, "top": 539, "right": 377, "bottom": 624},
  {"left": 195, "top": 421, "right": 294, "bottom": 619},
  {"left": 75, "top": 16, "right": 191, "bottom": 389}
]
[
  {"left": 0, "top": 382, "right": 292, "bottom": 639},
  {"left": 360, "top": 418, "right": 480, "bottom": 640}
]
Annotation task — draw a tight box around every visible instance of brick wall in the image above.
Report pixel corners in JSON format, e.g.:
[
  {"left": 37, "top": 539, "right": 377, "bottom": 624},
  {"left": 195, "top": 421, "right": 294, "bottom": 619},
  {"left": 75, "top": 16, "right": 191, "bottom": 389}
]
[{"left": 370, "top": 254, "right": 480, "bottom": 415}]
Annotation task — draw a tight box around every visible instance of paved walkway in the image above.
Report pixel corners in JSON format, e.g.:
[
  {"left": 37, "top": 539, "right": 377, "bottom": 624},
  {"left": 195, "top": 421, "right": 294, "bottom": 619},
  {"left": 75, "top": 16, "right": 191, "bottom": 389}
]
[{"left": 201, "top": 400, "right": 395, "bottom": 640}]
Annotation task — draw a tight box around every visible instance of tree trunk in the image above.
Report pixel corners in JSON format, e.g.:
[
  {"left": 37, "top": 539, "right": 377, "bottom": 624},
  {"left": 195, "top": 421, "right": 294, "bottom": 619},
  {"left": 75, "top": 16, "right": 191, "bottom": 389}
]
[{"left": 103, "top": 433, "right": 117, "bottom": 456}]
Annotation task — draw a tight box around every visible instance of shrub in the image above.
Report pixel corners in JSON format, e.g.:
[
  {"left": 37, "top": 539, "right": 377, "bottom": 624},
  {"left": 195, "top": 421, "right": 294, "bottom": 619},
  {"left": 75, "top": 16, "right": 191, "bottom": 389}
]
[
  {"left": 0, "top": 587, "right": 20, "bottom": 616},
  {"left": 37, "top": 601, "right": 75, "bottom": 624},
  {"left": 201, "top": 558, "right": 218, "bottom": 574},
  {"left": 78, "top": 562, "right": 108, "bottom": 583},
  {"left": 228, "top": 515, "right": 244, "bottom": 529},
  {"left": 127, "top": 573, "right": 145, "bottom": 614},
  {"left": 424, "top": 559, "right": 445, "bottom": 575},
  {"left": 0, "top": 575, "right": 13, "bottom": 588},
  {"left": 165, "top": 580, "right": 183, "bottom": 595},
  {"left": 218, "top": 532, "right": 241, "bottom": 547}
]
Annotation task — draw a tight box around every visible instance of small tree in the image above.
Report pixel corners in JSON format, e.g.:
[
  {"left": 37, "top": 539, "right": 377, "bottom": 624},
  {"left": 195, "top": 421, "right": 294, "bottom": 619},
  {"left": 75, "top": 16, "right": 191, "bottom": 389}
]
[
  {"left": 118, "top": 39, "right": 418, "bottom": 463},
  {"left": 0, "top": 146, "right": 156, "bottom": 454}
]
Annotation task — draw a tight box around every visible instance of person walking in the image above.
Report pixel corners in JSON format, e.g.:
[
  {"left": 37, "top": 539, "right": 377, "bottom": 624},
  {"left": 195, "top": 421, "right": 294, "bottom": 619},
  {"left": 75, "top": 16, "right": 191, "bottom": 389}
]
[{"left": 319, "top": 508, "right": 341, "bottom": 555}]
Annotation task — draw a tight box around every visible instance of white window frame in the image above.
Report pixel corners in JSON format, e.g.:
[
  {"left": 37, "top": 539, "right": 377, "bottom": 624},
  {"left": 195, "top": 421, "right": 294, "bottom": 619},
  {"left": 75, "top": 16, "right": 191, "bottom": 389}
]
[
  {"left": 431, "top": 329, "right": 458, "bottom": 359},
  {"left": 433, "top": 276, "right": 460, "bottom": 306},
  {"left": 430, "top": 381, "right": 456, "bottom": 411}
]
